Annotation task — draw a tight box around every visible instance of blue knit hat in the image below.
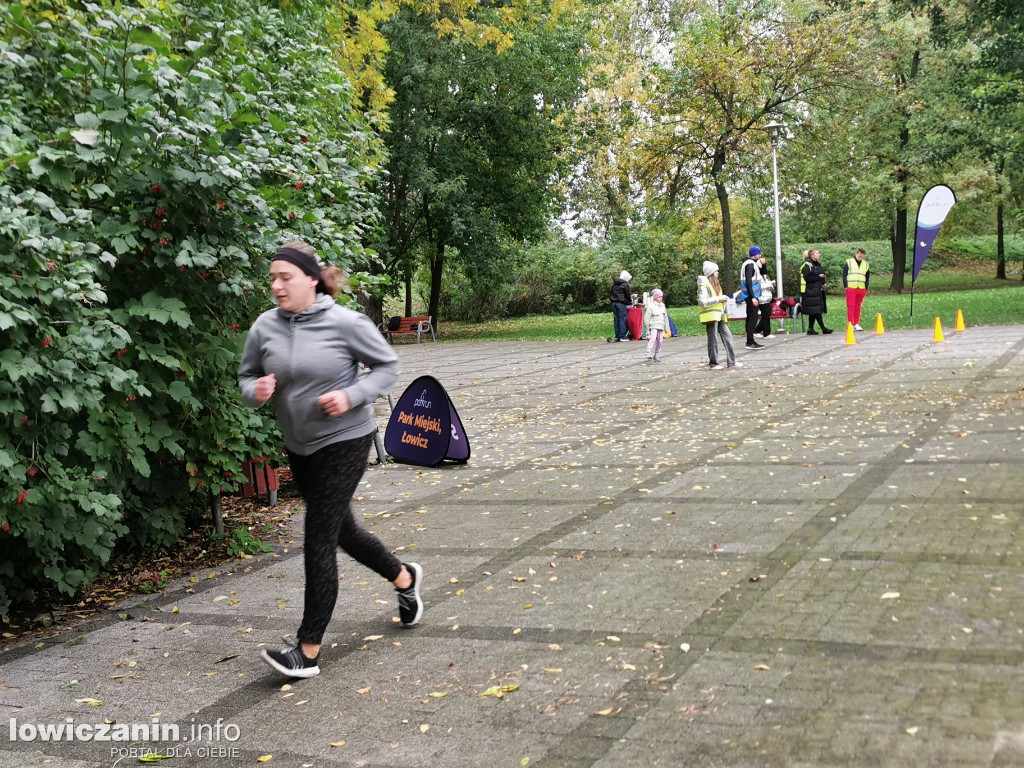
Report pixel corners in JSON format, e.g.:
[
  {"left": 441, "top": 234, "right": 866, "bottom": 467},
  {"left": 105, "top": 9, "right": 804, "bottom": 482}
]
[{"left": 749, "top": 246, "right": 762, "bottom": 257}]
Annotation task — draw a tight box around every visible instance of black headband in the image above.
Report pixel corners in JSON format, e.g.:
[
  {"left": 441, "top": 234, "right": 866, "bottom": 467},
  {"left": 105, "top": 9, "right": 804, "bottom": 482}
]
[{"left": 272, "top": 247, "right": 321, "bottom": 280}]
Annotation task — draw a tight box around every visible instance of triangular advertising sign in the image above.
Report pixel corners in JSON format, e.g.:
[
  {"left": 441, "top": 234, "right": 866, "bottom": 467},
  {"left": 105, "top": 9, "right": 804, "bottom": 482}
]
[{"left": 384, "top": 375, "right": 470, "bottom": 467}]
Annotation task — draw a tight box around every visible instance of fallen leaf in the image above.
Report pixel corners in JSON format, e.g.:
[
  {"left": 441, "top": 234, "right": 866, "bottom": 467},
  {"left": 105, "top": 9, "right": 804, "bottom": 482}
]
[
  {"left": 753, "top": 664, "right": 771, "bottom": 671},
  {"left": 256, "top": 756, "right": 272, "bottom": 763},
  {"left": 330, "top": 741, "right": 346, "bottom": 748},
  {"left": 419, "top": 724, "right": 429, "bottom": 733},
  {"left": 881, "top": 592, "right": 900, "bottom": 600},
  {"left": 75, "top": 698, "right": 102, "bottom": 707},
  {"left": 357, "top": 686, "right": 371, "bottom": 694},
  {"left": 480, "top": 684, "right": 519, "bottom": 698},
  {"left": 595, "top": 707, "right": 614, "bottom": 716}
]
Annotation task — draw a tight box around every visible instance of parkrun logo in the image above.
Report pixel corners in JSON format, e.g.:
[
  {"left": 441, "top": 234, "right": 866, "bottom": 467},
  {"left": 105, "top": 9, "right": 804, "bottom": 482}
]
[
  {"left": 413, "top": 390, "right": 432, "bottom": 409},
  {"left": 9, "top": 717, "right": 242, "bottom": 763}
]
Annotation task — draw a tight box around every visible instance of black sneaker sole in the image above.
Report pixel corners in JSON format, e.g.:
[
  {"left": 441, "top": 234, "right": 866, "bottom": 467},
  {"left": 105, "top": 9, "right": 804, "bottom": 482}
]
[
  {"left": 260, "top": 648, "right": 320, "bottom": 679},
  {"left": 400, "top": 562, "right": 423, "bottom": 626}
]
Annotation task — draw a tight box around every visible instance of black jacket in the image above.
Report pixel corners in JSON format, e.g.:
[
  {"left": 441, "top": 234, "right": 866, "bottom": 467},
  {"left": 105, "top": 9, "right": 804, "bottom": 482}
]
[
  {"left": 610, "top": 278, "right": 631, "bottom": 305},
  {"left": 800, "top": 259, "right": 827, "bottom": 315}
]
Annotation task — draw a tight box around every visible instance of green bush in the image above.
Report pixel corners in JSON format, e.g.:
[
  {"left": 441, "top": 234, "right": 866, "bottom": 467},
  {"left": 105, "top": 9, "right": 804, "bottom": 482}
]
[{"left": 0, "top": 0, "right": 380, "bottom": 617}]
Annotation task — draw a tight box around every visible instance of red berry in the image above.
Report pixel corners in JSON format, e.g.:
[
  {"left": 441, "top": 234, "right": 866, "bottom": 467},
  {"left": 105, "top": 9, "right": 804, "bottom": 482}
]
[
  {"left": 16, "top": 492, "right": 28, "bottom": 505},
  {"left": 47, "top": 261, "right": 56, "bottom": 271},
  {"left": 160, "top": 238, "right": 169, "bottom": 246},
  {"left": 151, "top": 184, "right": 161, "bottom": 194},
  {"left": 155, "top": 207, "right": 166, "bottom": 218},
  {"left": 20, "top": 415, "right": 28, "bottom": 424},
  {"left": 289, "top": 211, "right": 296, "bottom": 221},
  {"left": 197, "top": 481, "right": 204, "bottom": 490},
  {"left": 217, "top": 200, "right": 226, "bottom": 210},
  {"left": 296, "top": 182, "right": 303, "bottom": 190},
  {"left": 27, "top": 468, "right": 37, "bottom": 477},
  {"left": 1, "top": 522, "right": 9, "bottom": 532},
  {"left": 117, "top": 348, "right": 127, "bottom": 357},
  {"left": 301, "top": 136, "right": 309, "bottom": 143},
  {"left": 42, "top": 337, "right": 52, "bottom": 347},
  {"left": 231, "top": 323, "right": 239, "bottom": 330}
]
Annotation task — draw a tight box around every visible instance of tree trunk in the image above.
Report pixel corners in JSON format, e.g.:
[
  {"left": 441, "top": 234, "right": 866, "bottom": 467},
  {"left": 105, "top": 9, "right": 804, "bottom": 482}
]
[
  {"left": 889, "top": 51, "right": 919, "bottom": 294},
  {"left": 428, "top": 239, "right": 444, "bottom": 328},
  {"left": 364, "top": 294, "right": 384, "bottom": 326},
  {"left": 404, "top": 265, "right": 413, "bottom": 316},
  {"left": 890, "top": 195, "right": 907, "bottom": 294},
  {"left": 996, "top": 201, "right": 1006, "bottom": 280},
  {"left": 711, "top": 148, "right": 734, "bottom": 292},
  {"left": 996, "top": 156, "right": 1006, "bottom": 280}
]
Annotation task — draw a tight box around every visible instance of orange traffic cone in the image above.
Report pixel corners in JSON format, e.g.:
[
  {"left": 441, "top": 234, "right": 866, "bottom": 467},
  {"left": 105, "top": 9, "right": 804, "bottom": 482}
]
[
  {"left": 845, "top": 322, "right": 857, "bottom": 345},
  {"left": 875, "top": 313, "right": 885, "bottom": 335},
  {"left": 933, "top": 317, "right": 945, "bottom": 342},
  {"left": 955, "top": 308, "right": 966, "bottom": 332}
]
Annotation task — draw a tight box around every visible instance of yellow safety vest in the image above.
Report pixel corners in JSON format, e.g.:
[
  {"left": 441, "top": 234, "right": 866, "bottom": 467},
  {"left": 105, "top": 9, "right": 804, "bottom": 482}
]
[
  {"left": 846, "top": 258, "right": 869, "bottom": 289},
  {"left": 698, "top": 279, "right": 726, "bottom": 323},
  {"left": 799, "top": 261, "right": 810, "bottom": 293}
]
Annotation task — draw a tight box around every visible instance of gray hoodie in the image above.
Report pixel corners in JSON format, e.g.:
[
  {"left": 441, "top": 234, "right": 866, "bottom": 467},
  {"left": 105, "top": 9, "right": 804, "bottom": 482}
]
[{"left": 238, "top": 294, "right": 400, "bottom": 456}]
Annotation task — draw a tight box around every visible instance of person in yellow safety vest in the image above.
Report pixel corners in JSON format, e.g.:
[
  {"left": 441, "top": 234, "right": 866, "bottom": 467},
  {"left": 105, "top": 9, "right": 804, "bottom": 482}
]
[
  {"left": 697, "top": 261, "right": 740, "bottom": 369},
  {"left": 842, "top": 247, "right": 870, "bottom": 331}
]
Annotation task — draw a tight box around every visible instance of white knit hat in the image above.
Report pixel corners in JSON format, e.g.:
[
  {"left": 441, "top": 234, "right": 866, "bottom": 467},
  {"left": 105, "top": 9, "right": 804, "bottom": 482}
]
[
  {"left": 702, "top": 261, "right": 719, "bottom": 277},
  {"left": 619, "top": 270, "right": 632, "bottom": 282}
]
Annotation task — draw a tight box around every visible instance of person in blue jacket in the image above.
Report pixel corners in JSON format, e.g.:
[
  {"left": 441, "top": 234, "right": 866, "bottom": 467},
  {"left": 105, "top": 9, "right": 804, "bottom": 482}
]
[{"left": 739, "top": 247, "right": 765, "bottom": 350}]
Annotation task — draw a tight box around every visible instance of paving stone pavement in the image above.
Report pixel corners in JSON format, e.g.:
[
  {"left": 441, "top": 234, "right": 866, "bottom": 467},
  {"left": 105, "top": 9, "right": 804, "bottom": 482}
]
[{"left": 3, "top": 325, "right": 1024, "bottom": 768}]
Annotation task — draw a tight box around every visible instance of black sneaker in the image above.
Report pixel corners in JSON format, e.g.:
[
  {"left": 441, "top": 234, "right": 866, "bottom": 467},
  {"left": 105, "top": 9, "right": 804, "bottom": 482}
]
[
  {"left": 807, "top": 329, "right": 819, "bottom": 336},
  {"left": 822, "top": 327, "right": 834, "bottom": 334},
  {"left": 396, "top": 562, "right": 423, "bottom": 626},
  {"left": 260, "top": 642, "right": 319, "bottom": 679},
  {"left": 745, "top": 342, "right": 765, "bottom": 349}
]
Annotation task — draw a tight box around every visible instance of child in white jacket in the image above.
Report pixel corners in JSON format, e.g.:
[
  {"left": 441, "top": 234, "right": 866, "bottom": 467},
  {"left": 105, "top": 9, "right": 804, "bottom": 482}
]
[{"left": 644, "top": 288, "right": 669, "bottom": 362}]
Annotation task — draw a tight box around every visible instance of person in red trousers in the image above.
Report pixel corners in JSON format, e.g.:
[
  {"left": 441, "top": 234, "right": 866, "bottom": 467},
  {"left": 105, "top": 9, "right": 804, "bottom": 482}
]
[{"left": 843, "top": 248, "right": 870, "bottom": 331}]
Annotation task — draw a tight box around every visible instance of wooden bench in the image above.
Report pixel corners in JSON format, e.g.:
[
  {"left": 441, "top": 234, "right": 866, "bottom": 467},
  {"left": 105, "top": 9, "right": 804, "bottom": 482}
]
[{"left": 378, "top": 315, "right": 436, "bottom": 344}]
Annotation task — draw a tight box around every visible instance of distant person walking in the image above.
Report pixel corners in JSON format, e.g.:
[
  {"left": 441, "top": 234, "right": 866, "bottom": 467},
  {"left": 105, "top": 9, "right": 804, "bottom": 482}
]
[
  {"left": 239, "top": 241, "right": 423, "bottom": 679},
  {"left": 843, "top": 248, "right": 870, "bottom": 331},
  {"left": 697, "top": 261, "right": 739, "bottom": 369},
  {"left": 644, "top": 288, "right": 669, "bottom": 362},
  {"left": 739, "top": 247, "right": 765, "bottom": 350},
  {"left": 608, "top": 270, "right": 632, "bottom": 342},
  {"left": 800, "top": 248, "right": 833, "bottom": 335}
]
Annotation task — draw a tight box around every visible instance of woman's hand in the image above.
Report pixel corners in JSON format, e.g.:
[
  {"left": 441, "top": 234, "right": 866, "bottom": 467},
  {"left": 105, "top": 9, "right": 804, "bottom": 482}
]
[
  {"left": 253, "top": 374, "right": 277, "bottom": 404},
  {"left": 318, "top": 390, "right": 351, "bottom": 417}
]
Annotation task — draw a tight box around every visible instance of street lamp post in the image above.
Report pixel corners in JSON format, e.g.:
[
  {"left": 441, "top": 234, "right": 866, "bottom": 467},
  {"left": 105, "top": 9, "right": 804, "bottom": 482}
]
[{"left": 761, "top": 121, "right": 786, "bottom": 331}]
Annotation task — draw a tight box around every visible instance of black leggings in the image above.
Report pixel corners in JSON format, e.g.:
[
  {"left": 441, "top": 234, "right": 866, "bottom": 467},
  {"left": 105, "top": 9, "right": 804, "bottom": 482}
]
[
  {"left": 288, "top": 433, "right": 402, "bottom": 645},
  {"left": 807, "top": 313, "right": 829, "bottom": 331}
]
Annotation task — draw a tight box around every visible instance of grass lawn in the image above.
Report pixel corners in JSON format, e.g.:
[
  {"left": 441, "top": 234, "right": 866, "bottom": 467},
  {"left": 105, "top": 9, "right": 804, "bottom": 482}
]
[{"left": 441, "top": 279, "right": 1024, "bottom": 341}]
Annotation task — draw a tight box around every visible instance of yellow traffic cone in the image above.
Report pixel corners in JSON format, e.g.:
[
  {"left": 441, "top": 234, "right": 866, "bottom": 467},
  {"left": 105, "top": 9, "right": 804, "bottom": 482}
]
[
  {"left": 875, "top": 313, "right": 885, "bottom": 335},
  {"left": 933, "top": 317, "right": 945, "bottom": 342},
  {"left": 845, "top": 322, "right": 857, "bottom": 345},
  {"left": 955, "top": 308, "right": 966, "bottom": 332}
]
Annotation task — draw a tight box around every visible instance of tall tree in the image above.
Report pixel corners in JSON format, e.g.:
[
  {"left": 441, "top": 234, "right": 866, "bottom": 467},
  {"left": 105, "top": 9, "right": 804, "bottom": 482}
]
[
  {"left": 376, "top": 3, "right": 587, "bottom": 324},
  {"left": 642, "top": 0, "right": 864, "bottom": 290}
]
